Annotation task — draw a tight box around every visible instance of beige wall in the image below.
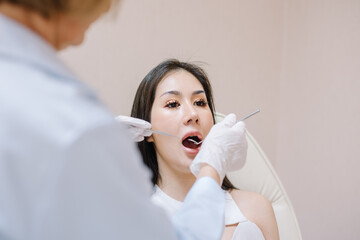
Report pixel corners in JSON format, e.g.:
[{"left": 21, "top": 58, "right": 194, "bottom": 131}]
[
  {"left": 60, "top": 0, "right": 360, "bottom": 239},
  {"left": 277, "top": 0, "right": 360, "bottom": 239}
]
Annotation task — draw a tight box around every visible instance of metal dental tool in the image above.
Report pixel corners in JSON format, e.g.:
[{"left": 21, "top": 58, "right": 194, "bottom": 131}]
[
  {"left": 186, "top": 109, "right": 260, "bottom": 145},
  {"left": 150, "top": 129, "right": 181, "bottom": 139},
  {"left": 239, "top": 109, "right": 260, "bottom": 121}
]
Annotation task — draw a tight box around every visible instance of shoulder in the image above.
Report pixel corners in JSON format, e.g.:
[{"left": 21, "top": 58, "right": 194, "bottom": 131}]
[
  {"left": 230, "top": 190, "right": 272, "bottom": 218},
  {"left": 230, "top": 189, "right": 279, "bottom": 240}
]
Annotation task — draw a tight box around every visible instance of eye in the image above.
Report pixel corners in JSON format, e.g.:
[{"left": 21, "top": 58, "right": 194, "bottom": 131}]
[
  {"left": 165, "top": 100, "right": 180, "bottom": 108},
  {"left": 194, "top": 98, "right": 208, "bottom": 107}
]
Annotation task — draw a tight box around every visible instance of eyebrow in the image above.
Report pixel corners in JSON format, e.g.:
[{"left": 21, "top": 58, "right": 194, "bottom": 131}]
[{"left": 160, "top": 90, "right": 205, "bottom": 97}]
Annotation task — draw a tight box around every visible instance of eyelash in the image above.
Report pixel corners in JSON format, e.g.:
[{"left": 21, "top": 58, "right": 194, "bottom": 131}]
[
  {"left": 165, "top": 100, "right": 180, "bottom": 108},
  {"left": 194, "top": 99, "right": 208, "bottom": 106},
  {"left": 164, "top": 99, "right": 208, "bottom": 108}
]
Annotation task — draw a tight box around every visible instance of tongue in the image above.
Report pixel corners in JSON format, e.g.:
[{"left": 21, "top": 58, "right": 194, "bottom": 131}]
[{"left": 182, "top": 139, "right": 199, "bottom": 149}]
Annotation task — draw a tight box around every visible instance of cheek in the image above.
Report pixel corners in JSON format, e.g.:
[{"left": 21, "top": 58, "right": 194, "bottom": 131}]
[
  {"left": 150, "top": 108, "right": 181, "bottom": 134},
  {"left": 150, "top": 108, "right": 182, "bottom": 159},
  {"left": 60, "top": 19, "right": 90, "bottom": 46},
  {"left": 202, "top": 111, "right": 215, "bottom": 136},
  {"left": 68, "top": 26, "right": 87, "bottom": 45},
  {"left": 150, "top": 107, "right": 183, "bottom": 153}
]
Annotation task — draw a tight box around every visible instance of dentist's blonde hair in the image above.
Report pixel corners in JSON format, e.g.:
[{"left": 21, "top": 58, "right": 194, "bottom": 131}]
[{"left": 0, "top": 0, "right": 119, "bottom": 18}]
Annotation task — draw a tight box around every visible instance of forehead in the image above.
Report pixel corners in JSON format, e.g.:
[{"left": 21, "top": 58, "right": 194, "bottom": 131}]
[{"left": 156, "top": 70, "right": 204, "bottom": 94}]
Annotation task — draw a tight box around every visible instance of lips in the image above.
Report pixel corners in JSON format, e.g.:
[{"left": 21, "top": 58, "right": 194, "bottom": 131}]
[{"left": 182, "top": 131, "right": 203, "bottom": 155}]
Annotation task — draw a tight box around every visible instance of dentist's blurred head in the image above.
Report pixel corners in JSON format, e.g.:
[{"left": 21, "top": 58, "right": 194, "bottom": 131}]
[{"left": 0, "top": 0, "right": 120, "bottom": 50}]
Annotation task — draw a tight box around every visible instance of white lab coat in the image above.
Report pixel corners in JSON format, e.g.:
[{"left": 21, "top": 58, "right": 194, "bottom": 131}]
[{"left": 0, "top": 14, "right": 225, "bottom": 240}]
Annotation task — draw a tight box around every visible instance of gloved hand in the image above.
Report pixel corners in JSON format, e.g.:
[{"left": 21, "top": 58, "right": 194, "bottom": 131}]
[
  {"left": 190, "top": 113, "right": 248, "bottom": 182},
  {"left": 115, "top": 115, "right": 152, "bottom": 142}
]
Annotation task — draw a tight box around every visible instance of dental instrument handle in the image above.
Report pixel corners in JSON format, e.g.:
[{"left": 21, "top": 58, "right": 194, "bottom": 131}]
[
  {"left": 239, "top": 109, "right": 260, "bottom": 121},
  {"left": 150, "top": 129, "right": 180, "bottom": 139}
]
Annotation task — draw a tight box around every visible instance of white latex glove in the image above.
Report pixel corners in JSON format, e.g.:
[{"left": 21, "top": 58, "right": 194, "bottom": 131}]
[
  {"left": 190, "top": 113, "right": 248, "bottom": 182},
  {"left": 115, "top": 115, "right": 152, "bottom": 142}
]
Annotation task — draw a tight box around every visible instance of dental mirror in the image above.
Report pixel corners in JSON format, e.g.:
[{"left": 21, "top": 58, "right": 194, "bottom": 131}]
[{"left": 186, "top": 109, "right": 260, "bottom": 145}]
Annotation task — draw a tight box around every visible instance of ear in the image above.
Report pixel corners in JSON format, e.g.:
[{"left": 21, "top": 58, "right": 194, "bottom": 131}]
[{"left": 146, "top": 135, "right": 154, "bottom": 142}]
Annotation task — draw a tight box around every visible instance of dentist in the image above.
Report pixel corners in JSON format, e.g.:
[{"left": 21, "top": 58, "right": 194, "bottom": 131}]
[{"left": 0, "top": 1, "right": 248, "bottom": 240}]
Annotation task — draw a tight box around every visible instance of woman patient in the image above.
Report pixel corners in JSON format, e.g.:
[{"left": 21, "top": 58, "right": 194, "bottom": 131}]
[{"left": 131, "top": 59, "right": 279, "bottom": 240}]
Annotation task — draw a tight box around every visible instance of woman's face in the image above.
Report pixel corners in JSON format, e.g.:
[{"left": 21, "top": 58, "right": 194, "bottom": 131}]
[{"left": 148, "top": 70, "right": 214, "bottom": 175}]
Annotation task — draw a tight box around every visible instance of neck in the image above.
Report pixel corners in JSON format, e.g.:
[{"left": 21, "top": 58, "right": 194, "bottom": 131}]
[
  {"left": 0, "top": 2, "right": 59, "bottom": 49},
  {"left": 157, "top": 163, "right": 196, "bottom": 202}
]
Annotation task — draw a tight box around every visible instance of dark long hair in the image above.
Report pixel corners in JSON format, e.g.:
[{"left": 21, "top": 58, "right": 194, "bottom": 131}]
[{"left": 131, "top": 59, "right": 236, "bottom": 191}]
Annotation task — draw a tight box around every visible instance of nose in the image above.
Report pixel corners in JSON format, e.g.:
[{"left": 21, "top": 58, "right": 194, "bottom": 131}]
[{"left": 183, "top": 103, "right": 199, "bottom": 125}]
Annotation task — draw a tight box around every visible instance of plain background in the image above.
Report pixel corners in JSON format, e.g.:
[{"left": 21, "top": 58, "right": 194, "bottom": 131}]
[{"left": 60, "top": 0, "right": 360, "bottom": 239}]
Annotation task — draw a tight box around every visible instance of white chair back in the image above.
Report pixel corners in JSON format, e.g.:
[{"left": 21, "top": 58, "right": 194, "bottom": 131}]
[{"left": 215, "top": 113, "right": 302, "bottom": 240}]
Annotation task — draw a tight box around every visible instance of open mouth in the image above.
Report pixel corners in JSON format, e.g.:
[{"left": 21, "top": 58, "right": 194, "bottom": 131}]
[{"left": 182, "top": 136, "right": 202, "bottom": 149}]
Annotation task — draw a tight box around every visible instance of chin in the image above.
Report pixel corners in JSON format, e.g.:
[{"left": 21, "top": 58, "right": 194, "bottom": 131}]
[
  {"left": 183, "top": 158, "right": 194, "bottom": 168},
  {"left": 61, "top": 38, "right": 84, "bottom": 49}
]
